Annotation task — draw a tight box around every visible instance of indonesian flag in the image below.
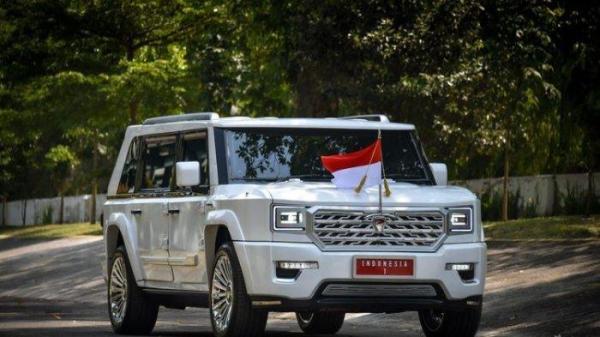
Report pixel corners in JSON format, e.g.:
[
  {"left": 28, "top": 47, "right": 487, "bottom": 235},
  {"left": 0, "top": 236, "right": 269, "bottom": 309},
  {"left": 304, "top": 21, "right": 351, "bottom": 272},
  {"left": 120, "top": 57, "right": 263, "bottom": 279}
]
[{"left": 321, "top": 139, "right": 382, "bottom": 190}]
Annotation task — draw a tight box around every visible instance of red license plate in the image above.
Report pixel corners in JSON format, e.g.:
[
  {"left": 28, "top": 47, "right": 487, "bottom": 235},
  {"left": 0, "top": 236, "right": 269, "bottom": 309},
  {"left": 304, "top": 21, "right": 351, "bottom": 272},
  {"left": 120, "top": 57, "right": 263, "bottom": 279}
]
[{"left": 355, "top": 258, "right": 414, "bottom": 276}]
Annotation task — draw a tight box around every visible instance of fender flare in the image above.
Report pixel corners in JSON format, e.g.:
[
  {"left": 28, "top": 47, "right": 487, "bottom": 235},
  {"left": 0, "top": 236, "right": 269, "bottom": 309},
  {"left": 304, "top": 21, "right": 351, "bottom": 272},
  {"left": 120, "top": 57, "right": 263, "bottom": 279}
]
[
  {"left": 104, "top": 212, "right": 144, "bottom": 283},
  {"left": 205, "top": 209, "right": 245, "bottom": 241},
  {"left": 204, "top": 209, "right": 247, "bottom": 283}
]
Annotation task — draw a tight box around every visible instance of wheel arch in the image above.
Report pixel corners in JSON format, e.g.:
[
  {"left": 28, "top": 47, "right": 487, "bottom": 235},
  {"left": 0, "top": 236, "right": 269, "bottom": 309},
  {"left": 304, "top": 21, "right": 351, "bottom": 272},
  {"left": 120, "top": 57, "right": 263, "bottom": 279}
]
[
  {"left": 204, "top": 224, "right": 232, "bottom": 281},
  {"left": 104, "top": 212, "right": 144, "bottom": 283}
]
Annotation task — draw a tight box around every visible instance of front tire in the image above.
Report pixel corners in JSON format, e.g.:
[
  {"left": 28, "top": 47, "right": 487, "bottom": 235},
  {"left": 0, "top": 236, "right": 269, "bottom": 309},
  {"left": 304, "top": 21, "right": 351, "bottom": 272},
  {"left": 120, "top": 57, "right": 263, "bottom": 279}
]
[
  {"left": 418, "top": 305, "right": 482, "bottom": 337},
  {"left": 209, "top": 242, "right": 267, "bottom": 337},
  {"left": 108, "top": 246, "right": 159, "bottom": 334},
  {"left": 295, "top": 312, "right": 345, "bottom": 334}
]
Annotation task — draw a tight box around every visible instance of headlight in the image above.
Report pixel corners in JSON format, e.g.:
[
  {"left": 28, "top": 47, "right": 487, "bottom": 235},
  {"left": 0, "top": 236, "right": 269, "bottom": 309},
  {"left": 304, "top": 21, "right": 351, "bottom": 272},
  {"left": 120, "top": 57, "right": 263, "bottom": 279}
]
[
  {"left": 273, "top": 206, "right": 306, "bottom": 231},
  {"left": 448, "top": 208, "right": 473, "bottom": 233}
]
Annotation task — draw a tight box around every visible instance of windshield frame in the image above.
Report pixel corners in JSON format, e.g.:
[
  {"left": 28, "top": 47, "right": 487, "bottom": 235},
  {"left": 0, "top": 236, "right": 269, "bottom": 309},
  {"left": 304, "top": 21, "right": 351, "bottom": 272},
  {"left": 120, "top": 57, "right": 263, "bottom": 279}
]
[{"left": 214, "top": 127, "right": 435, "bottom": 186}]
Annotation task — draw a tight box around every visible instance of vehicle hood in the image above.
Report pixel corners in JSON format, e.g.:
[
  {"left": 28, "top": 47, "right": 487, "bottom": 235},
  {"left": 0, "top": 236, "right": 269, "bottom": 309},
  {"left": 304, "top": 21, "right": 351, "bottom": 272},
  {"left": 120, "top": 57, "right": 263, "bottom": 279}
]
[{"left": 214, "top": 181, "right": 477, "bottom": 207}]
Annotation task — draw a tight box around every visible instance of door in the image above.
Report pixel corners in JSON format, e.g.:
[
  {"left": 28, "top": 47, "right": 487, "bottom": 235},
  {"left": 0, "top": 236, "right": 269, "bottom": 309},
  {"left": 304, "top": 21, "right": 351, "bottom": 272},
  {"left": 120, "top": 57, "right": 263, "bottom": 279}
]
[
  {"left": 168, "top": 131, "right": 210, "bottom": 287},
  {"left": 135, "top": 134, "right": 178, "bottom": 282}
]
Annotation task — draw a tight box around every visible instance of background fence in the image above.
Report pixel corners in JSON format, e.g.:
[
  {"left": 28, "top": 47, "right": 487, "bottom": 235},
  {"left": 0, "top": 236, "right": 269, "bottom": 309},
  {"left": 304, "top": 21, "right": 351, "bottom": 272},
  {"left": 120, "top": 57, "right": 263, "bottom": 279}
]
[
  {"left": 1, "top": 172, "right": 598, "bottom": 226},
  {"left": 452, "top": 172, "right": 598, "bottom": 220},
  {"left": 1, "top": 194, "right": 106, "bottom": 227}
]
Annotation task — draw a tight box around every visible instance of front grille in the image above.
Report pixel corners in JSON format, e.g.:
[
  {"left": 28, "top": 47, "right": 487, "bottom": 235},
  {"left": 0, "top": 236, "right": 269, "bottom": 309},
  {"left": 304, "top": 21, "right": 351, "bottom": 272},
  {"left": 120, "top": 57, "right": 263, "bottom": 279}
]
[
  {"left": 310, "top": 210, "right": 445, "bottom": 251},
  {"left": 321, "top": 284, "right": 437, "bottom": 297}
]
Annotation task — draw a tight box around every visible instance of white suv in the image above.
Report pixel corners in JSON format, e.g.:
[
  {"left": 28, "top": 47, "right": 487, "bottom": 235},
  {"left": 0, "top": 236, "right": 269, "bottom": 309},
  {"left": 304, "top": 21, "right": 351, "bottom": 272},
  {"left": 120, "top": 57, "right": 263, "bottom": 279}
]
[{"left": 103, "top": 113, "right": 486, "bottom": 337}]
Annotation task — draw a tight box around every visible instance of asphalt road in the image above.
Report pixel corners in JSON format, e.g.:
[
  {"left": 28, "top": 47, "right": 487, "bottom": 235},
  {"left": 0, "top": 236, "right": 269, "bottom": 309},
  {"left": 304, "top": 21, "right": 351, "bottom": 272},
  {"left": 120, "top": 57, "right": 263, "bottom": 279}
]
[{"left": 0, "top": 236, "right": 599, "bottom": 337}]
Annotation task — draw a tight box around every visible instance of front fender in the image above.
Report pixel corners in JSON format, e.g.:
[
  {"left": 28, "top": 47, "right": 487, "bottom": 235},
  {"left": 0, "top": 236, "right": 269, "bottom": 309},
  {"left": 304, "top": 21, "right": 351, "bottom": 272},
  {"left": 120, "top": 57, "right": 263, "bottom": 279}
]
[
  {"left": 104, "top": 212, "right": 144, "bottom": 283},
  {"left": 205, "top": 209, "right": 245, "bottom": 241}
]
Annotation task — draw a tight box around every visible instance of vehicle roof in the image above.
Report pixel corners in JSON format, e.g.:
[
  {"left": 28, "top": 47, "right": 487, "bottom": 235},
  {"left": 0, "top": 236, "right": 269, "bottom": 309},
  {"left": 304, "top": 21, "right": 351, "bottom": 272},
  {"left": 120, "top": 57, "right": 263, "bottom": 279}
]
[
  {"left": 132, "top": 116, "right": 415, "bottom": 134},
  {"left": 212, "top": 117, "right": 415, "bottom": 130}
]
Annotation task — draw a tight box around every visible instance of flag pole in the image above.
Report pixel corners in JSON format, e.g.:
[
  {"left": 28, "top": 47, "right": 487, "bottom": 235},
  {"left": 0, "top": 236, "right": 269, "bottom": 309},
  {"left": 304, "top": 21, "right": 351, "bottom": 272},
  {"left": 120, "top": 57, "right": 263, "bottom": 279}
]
[
  {"left": 380, "top": 130, "right": 391, "bottom": 198},
  {"left": 354, "top": 132, "right": 379, "bottom": 194},
  {"left": 378, "top": 130, "right": 383, "bottom": 213},
  {"left": 378, "top": 174, "right": 383, "bottom": 213}
]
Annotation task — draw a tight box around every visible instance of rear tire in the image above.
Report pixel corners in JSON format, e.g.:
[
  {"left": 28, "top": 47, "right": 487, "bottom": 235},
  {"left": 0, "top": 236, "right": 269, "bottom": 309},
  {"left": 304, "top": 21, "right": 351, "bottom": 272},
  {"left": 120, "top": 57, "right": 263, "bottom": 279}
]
[
  {"left": 108, "top": 245, "right": 159, "bottom": 335},
  {"left": 418, "top": 305, "right": 482, "bottom": 337},
  {"left": 295, "top": 312, "right": 345, "bottom": 334},
  {"left": 209, "top": 242, "right": 268, "bottom": 337}
]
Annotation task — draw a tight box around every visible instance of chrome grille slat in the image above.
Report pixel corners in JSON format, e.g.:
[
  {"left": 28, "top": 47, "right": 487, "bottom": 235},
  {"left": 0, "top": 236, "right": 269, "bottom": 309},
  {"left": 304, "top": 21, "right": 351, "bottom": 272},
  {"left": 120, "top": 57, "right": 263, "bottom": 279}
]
[
  {"left": 321, "top": 284, "right": 437, "bottom": 297},
  {"left": 310, "top": 210, "right": 446, "bottom": 251}
]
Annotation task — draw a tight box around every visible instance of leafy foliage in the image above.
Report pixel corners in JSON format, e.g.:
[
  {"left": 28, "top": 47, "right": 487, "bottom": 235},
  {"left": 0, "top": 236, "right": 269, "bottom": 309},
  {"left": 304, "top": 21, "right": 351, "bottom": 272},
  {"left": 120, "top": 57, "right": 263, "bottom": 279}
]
[{"left": 0, "top": 0, "right": 598, "bottom": 202}]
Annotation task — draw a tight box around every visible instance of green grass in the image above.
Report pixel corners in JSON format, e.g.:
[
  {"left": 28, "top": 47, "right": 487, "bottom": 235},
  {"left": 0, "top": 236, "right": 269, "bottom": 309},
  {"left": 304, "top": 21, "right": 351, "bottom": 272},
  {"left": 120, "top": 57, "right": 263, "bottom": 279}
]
[
  {"left": 0, "top": 222, "right": 102, "bottom": 240},
  {"left": 484, "top": 215, "right": 600, "bottom": 240}
]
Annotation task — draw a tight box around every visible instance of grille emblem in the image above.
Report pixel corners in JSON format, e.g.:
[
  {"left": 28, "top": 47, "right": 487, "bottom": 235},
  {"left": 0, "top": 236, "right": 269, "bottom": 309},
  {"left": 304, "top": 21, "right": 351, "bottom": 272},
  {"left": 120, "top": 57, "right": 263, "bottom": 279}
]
[{"left": 365, "top": 214, "right": 392, "bottom": 234}]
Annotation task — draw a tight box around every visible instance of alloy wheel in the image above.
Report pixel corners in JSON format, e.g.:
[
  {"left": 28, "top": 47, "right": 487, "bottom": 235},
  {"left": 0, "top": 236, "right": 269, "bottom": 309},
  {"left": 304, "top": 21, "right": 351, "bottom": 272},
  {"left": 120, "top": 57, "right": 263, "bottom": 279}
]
[
  {"left": 109, "top": 256, "right": 128, "bottom": 324},
  {"left": 211, "top": 254, "right": 234, "bottom": 332},
  {"left": 297, "top": 312, "right": 314, "bottom": 324}
]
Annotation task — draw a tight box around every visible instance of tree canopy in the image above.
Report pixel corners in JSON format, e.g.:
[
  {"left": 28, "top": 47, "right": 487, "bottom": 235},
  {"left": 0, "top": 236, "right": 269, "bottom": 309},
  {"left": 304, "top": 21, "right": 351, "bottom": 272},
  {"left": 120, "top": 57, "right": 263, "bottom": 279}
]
[{"left": 0, "top": 0, "right": 598, "bottom": 201}]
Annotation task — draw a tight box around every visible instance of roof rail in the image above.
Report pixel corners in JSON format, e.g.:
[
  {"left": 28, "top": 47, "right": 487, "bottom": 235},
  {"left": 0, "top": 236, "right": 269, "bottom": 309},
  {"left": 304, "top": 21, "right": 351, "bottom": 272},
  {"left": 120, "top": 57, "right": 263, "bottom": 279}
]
[
  {"left": 142, "top": 112, "right": 219, "bottom": 125},
  {"left": 338, "top": 114, "right": 390, "bottom": 122}
]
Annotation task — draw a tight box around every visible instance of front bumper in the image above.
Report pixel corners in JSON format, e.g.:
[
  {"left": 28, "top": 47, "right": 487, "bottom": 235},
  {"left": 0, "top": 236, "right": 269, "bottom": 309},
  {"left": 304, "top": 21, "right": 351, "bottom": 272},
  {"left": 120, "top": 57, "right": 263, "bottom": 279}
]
[{"left": 234, "top": 241, "right": 486, "bottom": 311}]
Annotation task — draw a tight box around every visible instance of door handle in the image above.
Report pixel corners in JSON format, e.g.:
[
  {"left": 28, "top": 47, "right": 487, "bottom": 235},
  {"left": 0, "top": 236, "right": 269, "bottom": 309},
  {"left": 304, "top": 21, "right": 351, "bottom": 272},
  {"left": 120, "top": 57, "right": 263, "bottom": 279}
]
[
  {"left": 168, "top": 209, "right": 180, "bottom": 215},
  {"left": 130, "top": 209, "right": 142, "bottom": 215}
]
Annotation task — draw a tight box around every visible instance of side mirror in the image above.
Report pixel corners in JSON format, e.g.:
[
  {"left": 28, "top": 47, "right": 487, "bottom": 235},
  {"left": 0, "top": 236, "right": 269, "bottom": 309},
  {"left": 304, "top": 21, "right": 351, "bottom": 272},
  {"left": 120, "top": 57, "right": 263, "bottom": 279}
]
[
  {"left": 176, "top": 161, "right": 200, "bottom": 187},
  {"left": 429, "top": 163, "right": 447, "bottom": 186}
]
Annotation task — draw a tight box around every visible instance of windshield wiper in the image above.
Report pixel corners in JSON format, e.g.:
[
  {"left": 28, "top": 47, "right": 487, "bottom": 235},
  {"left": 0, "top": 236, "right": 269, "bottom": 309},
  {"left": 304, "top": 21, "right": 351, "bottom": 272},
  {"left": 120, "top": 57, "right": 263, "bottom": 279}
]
[
  {"left": 233, "top": 177, "right": 279, "bottom": 183},
  {"left": 276, "top": 174, "right": 331, "bottom": 182}
]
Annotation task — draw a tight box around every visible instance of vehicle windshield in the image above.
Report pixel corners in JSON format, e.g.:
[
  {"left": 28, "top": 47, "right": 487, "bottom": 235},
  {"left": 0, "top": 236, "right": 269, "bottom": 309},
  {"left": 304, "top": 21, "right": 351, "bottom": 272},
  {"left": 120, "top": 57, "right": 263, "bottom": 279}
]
[{"left": 220, "top": 128, "right": 432, "bottom": 184}]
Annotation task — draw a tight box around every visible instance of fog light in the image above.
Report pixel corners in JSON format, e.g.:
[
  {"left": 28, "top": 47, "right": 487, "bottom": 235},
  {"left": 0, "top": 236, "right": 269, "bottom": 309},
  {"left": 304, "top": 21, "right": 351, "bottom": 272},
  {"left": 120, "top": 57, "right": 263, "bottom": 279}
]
[
  {"left": 277, "top": 261, "right": 319, "bottom": 270},
  {"left": 446, "top": 263, "right": 474, "bottom": 271}
]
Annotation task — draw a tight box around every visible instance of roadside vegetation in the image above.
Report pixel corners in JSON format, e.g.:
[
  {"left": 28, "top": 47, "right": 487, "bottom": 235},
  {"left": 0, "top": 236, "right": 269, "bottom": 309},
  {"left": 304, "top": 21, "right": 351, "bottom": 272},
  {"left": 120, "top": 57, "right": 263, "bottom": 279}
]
[
  {"left": 484, "top": 215, "right": 600, "bottom": 240},
  {"left": 0, "top": 223, "right": 102, "bottom": 240},
  {"left": 1, "top": 2, "right": 598, "bottom": 226}
]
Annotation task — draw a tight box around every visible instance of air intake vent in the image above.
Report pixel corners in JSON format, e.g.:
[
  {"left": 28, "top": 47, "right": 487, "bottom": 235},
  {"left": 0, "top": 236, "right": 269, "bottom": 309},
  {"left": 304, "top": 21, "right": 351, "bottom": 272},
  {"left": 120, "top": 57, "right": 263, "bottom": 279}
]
[{"left": 321, "top": 284, "right": 437, "bottom": 297}]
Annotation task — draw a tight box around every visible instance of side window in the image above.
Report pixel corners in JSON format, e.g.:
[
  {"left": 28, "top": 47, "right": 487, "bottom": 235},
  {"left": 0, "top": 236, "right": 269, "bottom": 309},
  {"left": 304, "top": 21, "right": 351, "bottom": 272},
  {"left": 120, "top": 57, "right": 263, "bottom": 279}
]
[
  {"left": 117, "top": 137, "right": 139, "bottom": 194},
  {"left": 140, "top": 135, "right": 177, "bottom": 191},
  {"left": 181, "top": 131, "right": 209, "bottom": 191}
]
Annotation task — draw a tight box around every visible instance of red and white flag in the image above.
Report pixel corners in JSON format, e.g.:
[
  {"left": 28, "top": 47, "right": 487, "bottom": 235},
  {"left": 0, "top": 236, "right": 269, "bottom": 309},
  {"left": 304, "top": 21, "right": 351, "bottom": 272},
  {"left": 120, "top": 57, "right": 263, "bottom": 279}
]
[{"left": 321, "top": 139, "right": 382, "bottom": 190}]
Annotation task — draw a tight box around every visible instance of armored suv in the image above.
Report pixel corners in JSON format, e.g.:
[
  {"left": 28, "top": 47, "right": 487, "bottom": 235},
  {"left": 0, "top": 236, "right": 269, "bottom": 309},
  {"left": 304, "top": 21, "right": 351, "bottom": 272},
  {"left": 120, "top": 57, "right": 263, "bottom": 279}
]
[{"left": 103, "top": 113, "right": 486, "bottom": 337}]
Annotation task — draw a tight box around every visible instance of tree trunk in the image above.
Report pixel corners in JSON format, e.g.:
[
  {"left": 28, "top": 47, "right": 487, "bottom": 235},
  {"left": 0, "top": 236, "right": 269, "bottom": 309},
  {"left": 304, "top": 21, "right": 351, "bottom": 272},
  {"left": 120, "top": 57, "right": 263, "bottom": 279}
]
[
  {"left": 91, "top": 142, "right": 98, "bottom": 225},
  {"left": 125, "top": 45, "right": 140, "bottom": 124},
  {"left": 1, "top": 196, "right": 6, "bottom": 227},
  {"left": 22, "top": 199, "right": 27, "bottom": 226},
  {"left": 585, "top": 169, "right": 593, "bottom": 218},
  {"left": 59, "top": 194, "right": 64, "bottom": 224},
  {"left": 129, "top": 98, "right": 139, "bottom": 124},
  {"left": 552, "top": 174, "right": 560, "bottom": 215},
  {"left": 502, "top": 129, "right": 510, "bottom": 221}
]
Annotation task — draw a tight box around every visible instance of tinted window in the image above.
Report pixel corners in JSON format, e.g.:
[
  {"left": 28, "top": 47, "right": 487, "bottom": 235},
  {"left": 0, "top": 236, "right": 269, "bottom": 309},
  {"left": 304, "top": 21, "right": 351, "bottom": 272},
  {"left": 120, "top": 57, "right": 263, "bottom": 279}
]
[
  {"left": 222, "top": 128, "right": 431, "bottom": 184},
  {"left": 117, "top": 137, "right": 139, "bottom": 194},
  {"left": 140, "top": 135, "right": 177, "bottom": 191},
  {"left": 182, "top": 132, "right": 209, "bottom": 188}
]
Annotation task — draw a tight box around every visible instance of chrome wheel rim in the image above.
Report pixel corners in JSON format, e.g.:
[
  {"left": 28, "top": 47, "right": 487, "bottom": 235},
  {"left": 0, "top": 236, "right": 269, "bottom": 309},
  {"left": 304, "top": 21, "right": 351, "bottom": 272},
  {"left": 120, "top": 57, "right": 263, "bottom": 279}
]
[
  {"left": 109, "top": 256, "right": 128, "bottom": 324},
  {"left": 211, "top": 254, "right": 234, "bottom": 332},
  {"left": 423, "top": 310, "right": 445, "bottom": 331},
  {"left": 297, "top": 312, "right": 314, "bottom": 324}
]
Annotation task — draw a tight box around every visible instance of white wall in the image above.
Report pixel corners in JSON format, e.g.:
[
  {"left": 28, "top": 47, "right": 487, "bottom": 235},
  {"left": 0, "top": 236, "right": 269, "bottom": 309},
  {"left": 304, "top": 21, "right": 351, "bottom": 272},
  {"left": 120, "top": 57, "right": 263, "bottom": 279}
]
[
  {"left": 1, "top": 194, "right": 106, "bottom": 226},
  {"left": 451, "top": 172, "right": 599, "bottom": 217}
]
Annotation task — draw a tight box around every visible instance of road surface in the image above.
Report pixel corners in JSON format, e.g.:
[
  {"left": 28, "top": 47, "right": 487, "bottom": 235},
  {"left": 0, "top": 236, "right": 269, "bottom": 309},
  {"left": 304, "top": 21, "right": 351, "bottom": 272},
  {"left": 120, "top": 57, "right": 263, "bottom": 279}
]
[{"left": 0, "top": 236, "right": 598, "bottom": 336}]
